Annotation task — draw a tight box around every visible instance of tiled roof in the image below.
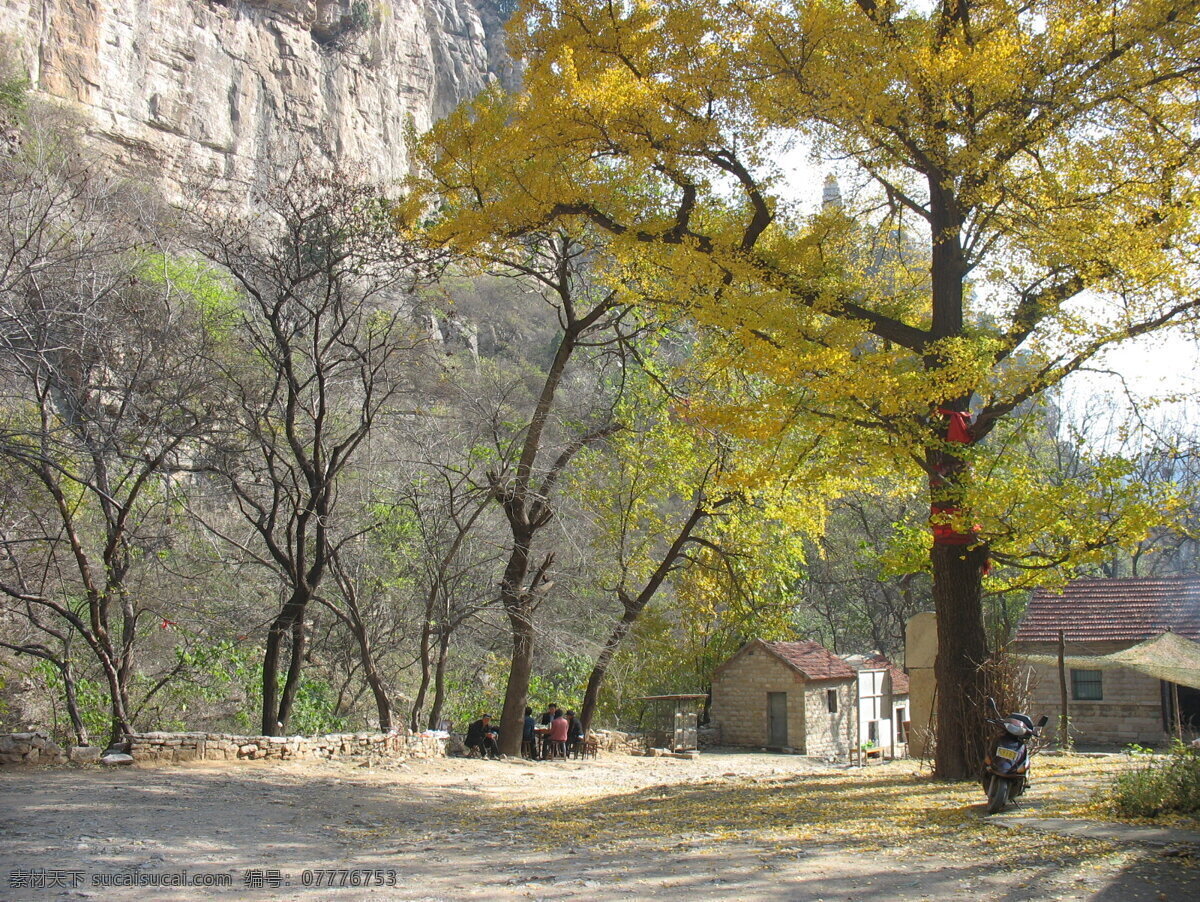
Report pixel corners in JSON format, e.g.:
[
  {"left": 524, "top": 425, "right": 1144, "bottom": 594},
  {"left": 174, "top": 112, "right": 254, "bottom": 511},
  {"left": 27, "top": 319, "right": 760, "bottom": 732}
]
[
  {"left": 1015, "top": 577, "right": 1200, "bottom": 644},
  {"left": 761, "top": 640, "right": 857, "bottom": 681}
]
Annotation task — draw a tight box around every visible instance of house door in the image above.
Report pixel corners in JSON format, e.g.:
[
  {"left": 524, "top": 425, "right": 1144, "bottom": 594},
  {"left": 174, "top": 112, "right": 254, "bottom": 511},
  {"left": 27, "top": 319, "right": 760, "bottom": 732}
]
[{"left": 767, "top": 692, "right": 788, "bottom": 747}]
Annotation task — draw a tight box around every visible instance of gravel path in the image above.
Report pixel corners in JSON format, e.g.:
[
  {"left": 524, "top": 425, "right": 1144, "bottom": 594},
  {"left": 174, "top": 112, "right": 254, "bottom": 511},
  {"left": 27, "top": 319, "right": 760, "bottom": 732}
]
[{"left": 1, "top": 751, "right": 1196, "bottom": 901}]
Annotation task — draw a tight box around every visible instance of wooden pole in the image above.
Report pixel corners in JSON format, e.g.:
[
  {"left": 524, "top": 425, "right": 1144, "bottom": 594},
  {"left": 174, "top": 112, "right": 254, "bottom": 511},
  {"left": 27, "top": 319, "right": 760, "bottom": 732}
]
[
  {"left": 1057, "top": 630, "right": 1070, "bottom": 751},
  {"left": 1173, "top": 682, "right": 1183, "bottom": 741}
]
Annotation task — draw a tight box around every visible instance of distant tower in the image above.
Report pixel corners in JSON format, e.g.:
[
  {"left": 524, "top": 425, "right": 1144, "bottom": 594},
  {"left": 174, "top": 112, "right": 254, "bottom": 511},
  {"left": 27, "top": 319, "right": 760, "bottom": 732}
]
[{"left": 822, "top": 174, "right": 843, "bottom": 210}]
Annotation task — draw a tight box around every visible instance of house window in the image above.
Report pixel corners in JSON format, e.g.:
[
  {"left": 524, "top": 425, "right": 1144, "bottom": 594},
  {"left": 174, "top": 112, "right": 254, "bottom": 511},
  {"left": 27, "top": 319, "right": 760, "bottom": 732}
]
[
  {"left": 895, "top": 708, "right": 909, "bottom": 744},
  {"left": 826, "top": 689, "right": 838, "bottom": 713},
  {"left": 867, "top": 720, "right": 879, "bottom": 742},
  {"left": 1071, "top": 669, "right": 1103, "bottom": 701}
]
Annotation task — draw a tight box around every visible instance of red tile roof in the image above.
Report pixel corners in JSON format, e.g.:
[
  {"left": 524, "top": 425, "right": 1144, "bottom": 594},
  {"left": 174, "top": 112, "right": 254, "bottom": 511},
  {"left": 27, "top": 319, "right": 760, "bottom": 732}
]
[
  {"left": 761, "top": 640, "right": 857, "bottom": 681},
  {"left": 887, "top": 663, "right": 910, "bottom": 695},
  {"left": 1015, "top": 577, "right": 1200, "bottom": 644}
]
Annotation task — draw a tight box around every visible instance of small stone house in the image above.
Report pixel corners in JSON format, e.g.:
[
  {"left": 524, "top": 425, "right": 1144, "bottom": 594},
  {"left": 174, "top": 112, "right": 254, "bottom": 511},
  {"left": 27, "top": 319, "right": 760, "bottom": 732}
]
[
  {"left": 1014, "top": 577, "right": 1200, "bottom": 745},
  {"left": 710, "top": 639, "right": 856, "bottom": 758},
  {"left": 842, "top": 653, "right": 911, "bottom": 758}
]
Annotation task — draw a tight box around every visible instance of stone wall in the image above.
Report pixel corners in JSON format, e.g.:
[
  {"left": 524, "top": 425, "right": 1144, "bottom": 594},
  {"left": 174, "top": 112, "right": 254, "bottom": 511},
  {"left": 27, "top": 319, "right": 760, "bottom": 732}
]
[
  {"left": 128, "top": 730, "right": 448, "bottom": 763},
  {"left": 802, "top": 679, "right": 856, "bottom": 760},
  {"left": 697, "top": 723, "right": 722, "bottom": 748},
  {"left": 0, "top": 731, "right": 66, "bottom": 766},
  {"left": 711, "top": 644, "right": 804, "bottom": 747},
  {"left": 591, "top": 729, "right": 644, "bottom": 755},
  {"left": 907, "top": 612, "right": 1176, "bottom": 751},
  {"left": 1017, "top": 640, "right": 1171, "bottom": 746}
]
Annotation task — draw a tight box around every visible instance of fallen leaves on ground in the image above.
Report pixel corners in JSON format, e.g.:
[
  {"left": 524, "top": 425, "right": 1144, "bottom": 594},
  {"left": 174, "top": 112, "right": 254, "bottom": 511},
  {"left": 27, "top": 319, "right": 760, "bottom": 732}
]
[
  {"left": 458, "top": 758, "right": 1125, "bottom": 873},
  {"left": 1037, "top": 753, "right": 1200, "bottom": 833}
]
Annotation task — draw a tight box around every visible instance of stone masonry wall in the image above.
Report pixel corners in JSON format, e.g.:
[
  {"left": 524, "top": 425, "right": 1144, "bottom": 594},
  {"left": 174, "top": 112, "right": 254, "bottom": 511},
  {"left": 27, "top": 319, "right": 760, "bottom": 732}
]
[
  {"left": 128, "top": 730, "right": 448, "bottom": 764},
  {"left": 0, "top": 731, "right": 66, "bottom": 766},
  {"left": 801, "top": 680, "right": 855, "bottom": 760},
  {"left": 1017, "top": 640, "right": 1171, "bottom": 746},
  {"left": 711, "top": 646, "right": 806, "bottom": 748}
]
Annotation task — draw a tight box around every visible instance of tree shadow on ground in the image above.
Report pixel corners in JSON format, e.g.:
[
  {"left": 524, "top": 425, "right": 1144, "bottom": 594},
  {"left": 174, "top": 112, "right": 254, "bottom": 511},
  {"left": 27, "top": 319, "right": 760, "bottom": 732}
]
[{"left": 0, "top": 761, "right": 458, "bottom": 872}]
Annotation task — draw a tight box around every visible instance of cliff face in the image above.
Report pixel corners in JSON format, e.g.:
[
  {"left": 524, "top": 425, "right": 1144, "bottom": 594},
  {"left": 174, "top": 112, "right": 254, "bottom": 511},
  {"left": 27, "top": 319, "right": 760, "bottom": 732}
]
[{"left": 0, "top": 0, "right": 513, "bottom": 196}]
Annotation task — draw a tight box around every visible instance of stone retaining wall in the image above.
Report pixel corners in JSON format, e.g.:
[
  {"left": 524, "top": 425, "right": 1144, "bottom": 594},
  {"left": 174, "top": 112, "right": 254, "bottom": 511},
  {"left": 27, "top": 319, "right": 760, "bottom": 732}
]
[
  {"left": 128, "top": 730, "right": 448, "bottom": 764},
  {"left": 0, "top": 732, "right": 66, "bottom": 766}
]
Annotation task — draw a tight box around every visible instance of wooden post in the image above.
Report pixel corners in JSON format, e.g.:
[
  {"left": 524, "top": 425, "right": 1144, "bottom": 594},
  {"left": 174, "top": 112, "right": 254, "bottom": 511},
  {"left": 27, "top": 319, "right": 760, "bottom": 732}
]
[
  {"left": 1057, "top": 630, "right": 1070, "bottom": 751},
  {"left": 1173, "top": 682, "right": 1183, "bottom": 741}
]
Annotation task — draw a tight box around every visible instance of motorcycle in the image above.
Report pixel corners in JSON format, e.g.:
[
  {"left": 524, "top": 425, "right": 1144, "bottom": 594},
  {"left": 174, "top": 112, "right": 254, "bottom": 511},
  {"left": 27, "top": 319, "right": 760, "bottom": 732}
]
[{"left": 980, "top": 698, "right": 1049, "bottom": 815}]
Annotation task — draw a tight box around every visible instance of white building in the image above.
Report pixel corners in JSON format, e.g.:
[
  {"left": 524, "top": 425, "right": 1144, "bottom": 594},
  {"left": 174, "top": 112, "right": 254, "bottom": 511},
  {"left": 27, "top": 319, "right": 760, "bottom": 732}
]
[{"left": 842, "top": 653, "right": 910, "bottom": 760}]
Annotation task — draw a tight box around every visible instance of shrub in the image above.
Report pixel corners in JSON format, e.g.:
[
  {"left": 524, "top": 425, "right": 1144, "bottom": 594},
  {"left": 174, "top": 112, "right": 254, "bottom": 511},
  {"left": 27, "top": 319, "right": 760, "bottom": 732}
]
[{"left": 1107, "top": 741, "right": 1200, "bottom": 819}]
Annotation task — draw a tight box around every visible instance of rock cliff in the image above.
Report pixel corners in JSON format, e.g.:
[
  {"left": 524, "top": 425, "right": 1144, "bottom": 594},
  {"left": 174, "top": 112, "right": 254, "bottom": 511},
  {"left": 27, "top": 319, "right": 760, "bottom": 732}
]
[{"left": 0, "top": 0, "right": 513, "bottom": 197}]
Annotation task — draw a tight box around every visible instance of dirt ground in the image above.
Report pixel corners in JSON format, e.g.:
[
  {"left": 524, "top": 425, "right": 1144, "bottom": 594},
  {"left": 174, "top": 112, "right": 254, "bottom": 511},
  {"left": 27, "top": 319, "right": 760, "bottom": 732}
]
[{"left": 1, "top": 750, "right": 1197, "bottom": 901}]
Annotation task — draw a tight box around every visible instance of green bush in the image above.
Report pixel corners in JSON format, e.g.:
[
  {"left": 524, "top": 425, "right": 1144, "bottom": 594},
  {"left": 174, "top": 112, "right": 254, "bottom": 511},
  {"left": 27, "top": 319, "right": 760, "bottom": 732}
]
[{"left": 1107, "top": 741, "right": 1200, "bottom": 819}]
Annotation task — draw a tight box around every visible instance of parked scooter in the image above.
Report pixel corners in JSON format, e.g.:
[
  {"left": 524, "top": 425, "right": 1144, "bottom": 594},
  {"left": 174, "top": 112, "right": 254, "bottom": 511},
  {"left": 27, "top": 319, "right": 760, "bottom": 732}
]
[{"left": 980, "top": 698, "right": 1049, "bottom": 814}]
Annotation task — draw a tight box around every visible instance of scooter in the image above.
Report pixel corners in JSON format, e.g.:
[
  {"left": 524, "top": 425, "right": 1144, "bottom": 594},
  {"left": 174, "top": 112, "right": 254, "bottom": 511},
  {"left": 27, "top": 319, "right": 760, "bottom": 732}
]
[{"left": 980, "top": 698, "right": 1049, "bottom": 814}]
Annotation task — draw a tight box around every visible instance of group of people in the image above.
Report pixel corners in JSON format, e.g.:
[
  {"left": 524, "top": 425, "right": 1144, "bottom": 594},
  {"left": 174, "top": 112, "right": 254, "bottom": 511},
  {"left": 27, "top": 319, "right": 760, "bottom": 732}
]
[
  {"left": 524, "top": 703, "right": 587, "bottom": 760},
  {"left": 464, "top": 703, "right": 588, "bottom": 760}
]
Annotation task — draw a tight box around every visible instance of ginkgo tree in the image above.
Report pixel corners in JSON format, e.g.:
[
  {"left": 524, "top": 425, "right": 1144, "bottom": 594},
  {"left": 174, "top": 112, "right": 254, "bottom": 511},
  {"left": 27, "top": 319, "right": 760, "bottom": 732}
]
[
  {"left": 410, "top": 0, "right": 1200, "bottom": 777},
  {"left": 566, "top": 359, "right": 853, "bottom": 730}
]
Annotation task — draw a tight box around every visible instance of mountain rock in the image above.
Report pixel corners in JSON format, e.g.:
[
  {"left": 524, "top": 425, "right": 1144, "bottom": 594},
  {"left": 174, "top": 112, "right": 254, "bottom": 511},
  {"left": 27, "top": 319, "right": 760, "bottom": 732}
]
[{"left": 0, "top": 0, "right": 514, "bottom": 198}]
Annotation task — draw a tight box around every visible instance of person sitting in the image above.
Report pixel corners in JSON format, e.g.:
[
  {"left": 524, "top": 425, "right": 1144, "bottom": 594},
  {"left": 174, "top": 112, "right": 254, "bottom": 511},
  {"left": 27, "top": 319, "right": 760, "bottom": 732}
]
[
  {"left": 522, "top": 706, "right": 537, "bottom": 759},
  {"left": 565, "top": 710, "right": 585, "bottom": 756},
  {"left": 547, "top": 709, "right": 569, "bottom": 758},
  {"left": 465, "top": 714, "right": 500, "bottom": 759},
  {"left": 538, "top": 703, "right": 559, "bottom": 759}
]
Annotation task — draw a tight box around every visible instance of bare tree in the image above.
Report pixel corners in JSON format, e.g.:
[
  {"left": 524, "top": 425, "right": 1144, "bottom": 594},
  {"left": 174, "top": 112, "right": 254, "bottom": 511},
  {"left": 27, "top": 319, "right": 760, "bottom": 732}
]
[
  {"left": 189, "top": 161, "right": 429, "bottom": 736},
  {"left": 462, "top": 232, "right": 633, "bottom": 756},
  {"left": 0, "top": 105, "right": 223, "bottom": 744},
  {"left": 394, "top": 461, "right": 498, "bottom": 731}
]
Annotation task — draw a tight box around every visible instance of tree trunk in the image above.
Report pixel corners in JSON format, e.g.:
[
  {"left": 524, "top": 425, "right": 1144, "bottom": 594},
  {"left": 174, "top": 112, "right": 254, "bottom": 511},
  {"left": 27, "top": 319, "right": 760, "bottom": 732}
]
[
  {"left": 428, "top": 629, "right": 451, "bottom": 730},
  {"left": 261, "top": 612, "right": 290, "bottom": 735},
  {"left": 276, "top": 615, "right": 308, "bottom": 733},
  {"left": 930, "top": 541, "right": 990, "bottom": 779},
  {"left": 498, "top": 603, "right": 535, "bottom": 757},
  {"left": 924, "top": 169, "right": 985, "bottom": 780},
  {"left": 103, "top": 682, "right": 133, "bottom": 747},
  {"left": 580, "top": 608, "right": 638, "bottom": 732},
  {"left": 60, "top": 659, "right": 89, "bottom": 747},
  {"left": 351, "top": 621, "right": 391, "bottom": 732},
  {"left": 90, "top": 641, "right": 134, "bottom": 747},
  {"left": 117, "top": 585, "right": 137, "bottom": 735},
  {"left": 108, "top": 664, "right": 134, "bottom": 748},
  {"left": 1057, "top": 630, "right": 1070, "bottom": 750},
  {"left": 578, "top": 501, "right": 716, "bottom": 733},
  {"left": 411, "top": 618, "right": 433, "bottom": 732}
]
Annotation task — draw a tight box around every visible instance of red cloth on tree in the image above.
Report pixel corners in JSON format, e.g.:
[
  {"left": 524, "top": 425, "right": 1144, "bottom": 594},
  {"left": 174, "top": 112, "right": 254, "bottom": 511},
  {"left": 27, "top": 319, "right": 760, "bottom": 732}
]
[{"left": 937, "top": 408, "right": 973, "bottom": 443}]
